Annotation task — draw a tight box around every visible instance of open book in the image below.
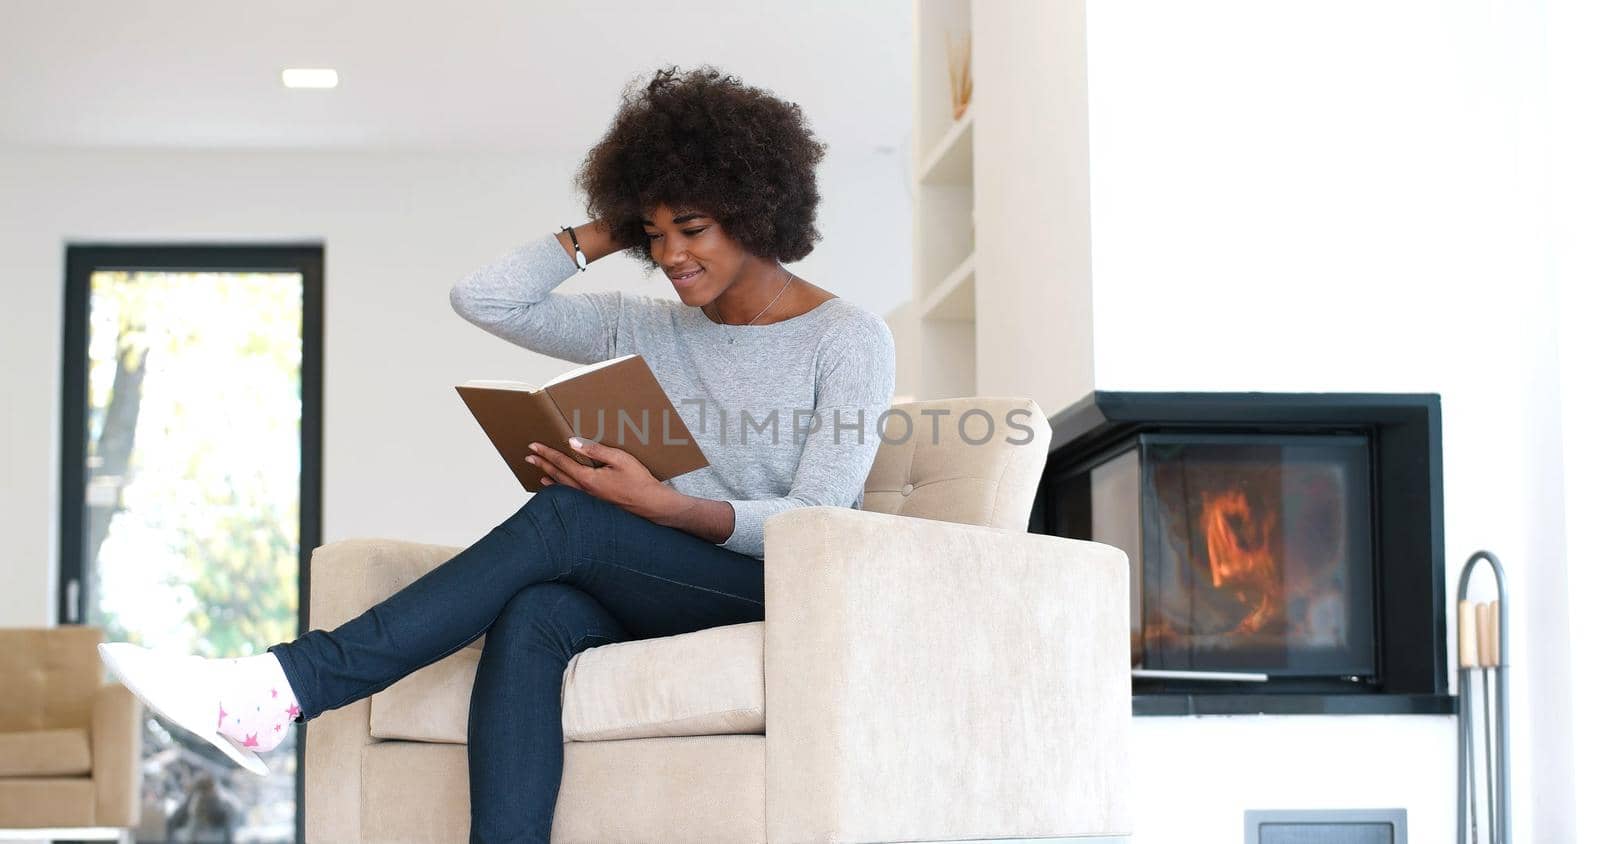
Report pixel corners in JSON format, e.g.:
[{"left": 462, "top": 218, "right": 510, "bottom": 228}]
[{"left": 457, "top": 354, "right": 709, "bottom": 492}]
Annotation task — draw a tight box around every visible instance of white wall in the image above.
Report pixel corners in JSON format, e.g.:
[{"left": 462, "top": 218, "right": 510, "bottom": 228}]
[
  {"left": 1086, "top": 1, "right": 1573, "bottom": 841},
  {"left": 1550, "top": 0, "right": 1600, "bottom": 836},
  {"left": 0, "top": 145, "right": 909, "bottom": 627}
]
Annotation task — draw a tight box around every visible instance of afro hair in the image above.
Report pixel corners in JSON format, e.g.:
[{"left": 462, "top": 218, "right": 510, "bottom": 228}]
[{"left": 576, "top": 64, "right": 827, "bottom": 268}]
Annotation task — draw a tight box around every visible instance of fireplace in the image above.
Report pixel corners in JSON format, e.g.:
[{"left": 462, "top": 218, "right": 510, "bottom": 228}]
[
  {"left": 1033, "top": 392, "right": 1453, "bottom": 716},
  {"left": 1107, "top": 433, "right": 1377, "bottom": 677}
]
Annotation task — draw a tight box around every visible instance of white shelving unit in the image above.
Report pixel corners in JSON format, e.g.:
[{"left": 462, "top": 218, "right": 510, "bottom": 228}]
[
  {"left": 892, "top": 0, "right": 1094, "bottom": 416},
  {"left": 921, "top": 251, "right": 974, "bottom": 321},
  {"left": 907, "top": 0, "right": 976, "bottom": 401}
]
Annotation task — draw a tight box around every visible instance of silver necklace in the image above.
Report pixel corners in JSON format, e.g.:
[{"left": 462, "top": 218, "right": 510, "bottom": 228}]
[{"left": 708, "top": 268, "right": 795, "bottom": 345}]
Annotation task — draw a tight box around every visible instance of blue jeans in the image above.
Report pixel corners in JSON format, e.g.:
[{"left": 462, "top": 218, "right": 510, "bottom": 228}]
[{"left": 268, "top": 484, "right": 765, "bottom": 843}]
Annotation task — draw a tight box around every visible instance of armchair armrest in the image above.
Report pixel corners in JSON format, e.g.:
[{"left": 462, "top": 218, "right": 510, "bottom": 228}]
[
  {"left": 763, "top": 507, "right": 1132, "bottom": 844},
  {"left": 305, "top": 538, "right": 461, "bottom": 844},
  {"left": 91, "top": 683, "right": 142, "bottom": 827}
]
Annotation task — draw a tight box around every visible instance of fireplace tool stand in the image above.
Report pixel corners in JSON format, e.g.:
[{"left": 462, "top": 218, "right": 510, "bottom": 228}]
[{"left": 1456, "top": 550, "right": 1509, "bottom": 844}]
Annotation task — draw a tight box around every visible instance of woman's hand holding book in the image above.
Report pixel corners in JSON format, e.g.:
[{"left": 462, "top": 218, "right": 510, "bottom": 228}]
[{"left": 528, "top": 437, "right": 735, "bottom": 546}]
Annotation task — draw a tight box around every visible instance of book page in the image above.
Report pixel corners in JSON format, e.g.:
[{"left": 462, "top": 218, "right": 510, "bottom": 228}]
[
  {"left": 460, "top": 379, "right": 539, "bottom": 391},
  {"left": 541, "top": 354, "right": 638, "bottom": 389}
]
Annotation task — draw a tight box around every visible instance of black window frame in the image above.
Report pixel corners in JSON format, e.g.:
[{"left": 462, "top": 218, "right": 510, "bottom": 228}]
[{"left": 59, "top": 242, "right": 324, "bottom": 844}]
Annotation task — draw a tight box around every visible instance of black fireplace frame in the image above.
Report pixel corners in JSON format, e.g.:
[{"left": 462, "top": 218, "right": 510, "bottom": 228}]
[{"left": 1034, "top": 391, "right": 1455, "bottom": 716}]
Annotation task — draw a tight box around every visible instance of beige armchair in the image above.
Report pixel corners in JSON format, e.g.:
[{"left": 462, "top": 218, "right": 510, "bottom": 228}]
[
  {"left": 0, "top": 627, "right": 142, "bottom": 842},
  {"left": 306, "top": 397, "right": 1132, "bottom": 843}
]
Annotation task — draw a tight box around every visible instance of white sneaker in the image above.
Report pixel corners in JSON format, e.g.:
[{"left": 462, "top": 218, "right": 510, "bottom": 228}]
[{"left": 97, "top": 642, "right": 269, "bottom": 777}]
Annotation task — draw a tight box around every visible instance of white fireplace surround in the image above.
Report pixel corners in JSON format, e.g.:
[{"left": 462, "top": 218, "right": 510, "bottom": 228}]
[{"left": 1080, "top": 4, "right": 1581, "bottom": 843}]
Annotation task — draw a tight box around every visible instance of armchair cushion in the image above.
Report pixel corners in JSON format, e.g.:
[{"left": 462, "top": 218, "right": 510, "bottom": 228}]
[
  {"left": 0, "top": 727, "right": 91, "bottom": 776},
  {"left": 559, "top": 620, "right": 764, "bottom": 742},
  {"left": 861, "top": 396, "right": 1050, "bottom": 531},
  {"left": 368, "top": 619, "right": 765, "bottom": 744}
]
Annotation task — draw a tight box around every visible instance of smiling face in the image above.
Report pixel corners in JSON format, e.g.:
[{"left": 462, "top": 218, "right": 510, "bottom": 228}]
[{"left": 640, "top": 204, "right": 754, "bottom": 307}]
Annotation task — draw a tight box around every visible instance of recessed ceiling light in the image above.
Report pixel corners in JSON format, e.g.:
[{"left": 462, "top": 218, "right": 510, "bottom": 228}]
[{"left": 282, "top": 68, "right": 339, "bottom": 89}]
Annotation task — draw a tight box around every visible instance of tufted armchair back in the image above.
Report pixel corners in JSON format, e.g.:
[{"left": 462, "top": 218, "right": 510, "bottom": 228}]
[
  {"left": 0, "top": 626, "right": 104, "bottom": 733},
  {"left": 861, "top": 396, "right": 1052, "bottom": 531}
]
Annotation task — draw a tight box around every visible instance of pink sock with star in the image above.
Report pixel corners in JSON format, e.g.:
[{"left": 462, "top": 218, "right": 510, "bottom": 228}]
[{"left": 214, "top": 653, "right": 301, "bottom": 753}]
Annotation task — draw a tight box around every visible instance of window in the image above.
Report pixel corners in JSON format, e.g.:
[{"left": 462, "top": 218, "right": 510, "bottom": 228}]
[{"left": 60, "top": 244, "right": 323, "bottom": 844}]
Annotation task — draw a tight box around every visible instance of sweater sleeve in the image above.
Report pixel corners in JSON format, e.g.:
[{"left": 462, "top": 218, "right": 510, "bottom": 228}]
[
  {"left": 449, "top": 232, "right": 621, "bottom": 364},
  {"left": 713, "top": 312, "right": 897, "bottom": 558}
]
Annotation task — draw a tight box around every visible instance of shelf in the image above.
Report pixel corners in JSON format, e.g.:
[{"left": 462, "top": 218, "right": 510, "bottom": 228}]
[
  {"left": 918, "top": 108, "right": 973, "bottom": 185},
  {"left": 920, "top": 252, "right": 975, "bottom": 320}
]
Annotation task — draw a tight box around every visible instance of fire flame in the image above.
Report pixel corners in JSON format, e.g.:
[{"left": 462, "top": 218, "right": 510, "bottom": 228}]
[{"left": 1201, "top": 488, "right": 1282, "bottom": 634}]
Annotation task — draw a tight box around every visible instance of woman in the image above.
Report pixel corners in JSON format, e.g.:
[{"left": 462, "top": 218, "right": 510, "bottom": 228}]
[{"left": 99, "top": 64, "right": 896, "bottom": 842}]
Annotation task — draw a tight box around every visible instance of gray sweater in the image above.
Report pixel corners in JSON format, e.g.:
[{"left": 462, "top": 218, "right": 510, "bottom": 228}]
[{"left": 450, "top": 233, "right": 897, "bottom": 559}]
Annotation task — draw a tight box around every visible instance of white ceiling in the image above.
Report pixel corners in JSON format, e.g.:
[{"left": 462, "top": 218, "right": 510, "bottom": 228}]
[{"left": 0, "top": 0, "right": 913, "bottom": 156}]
